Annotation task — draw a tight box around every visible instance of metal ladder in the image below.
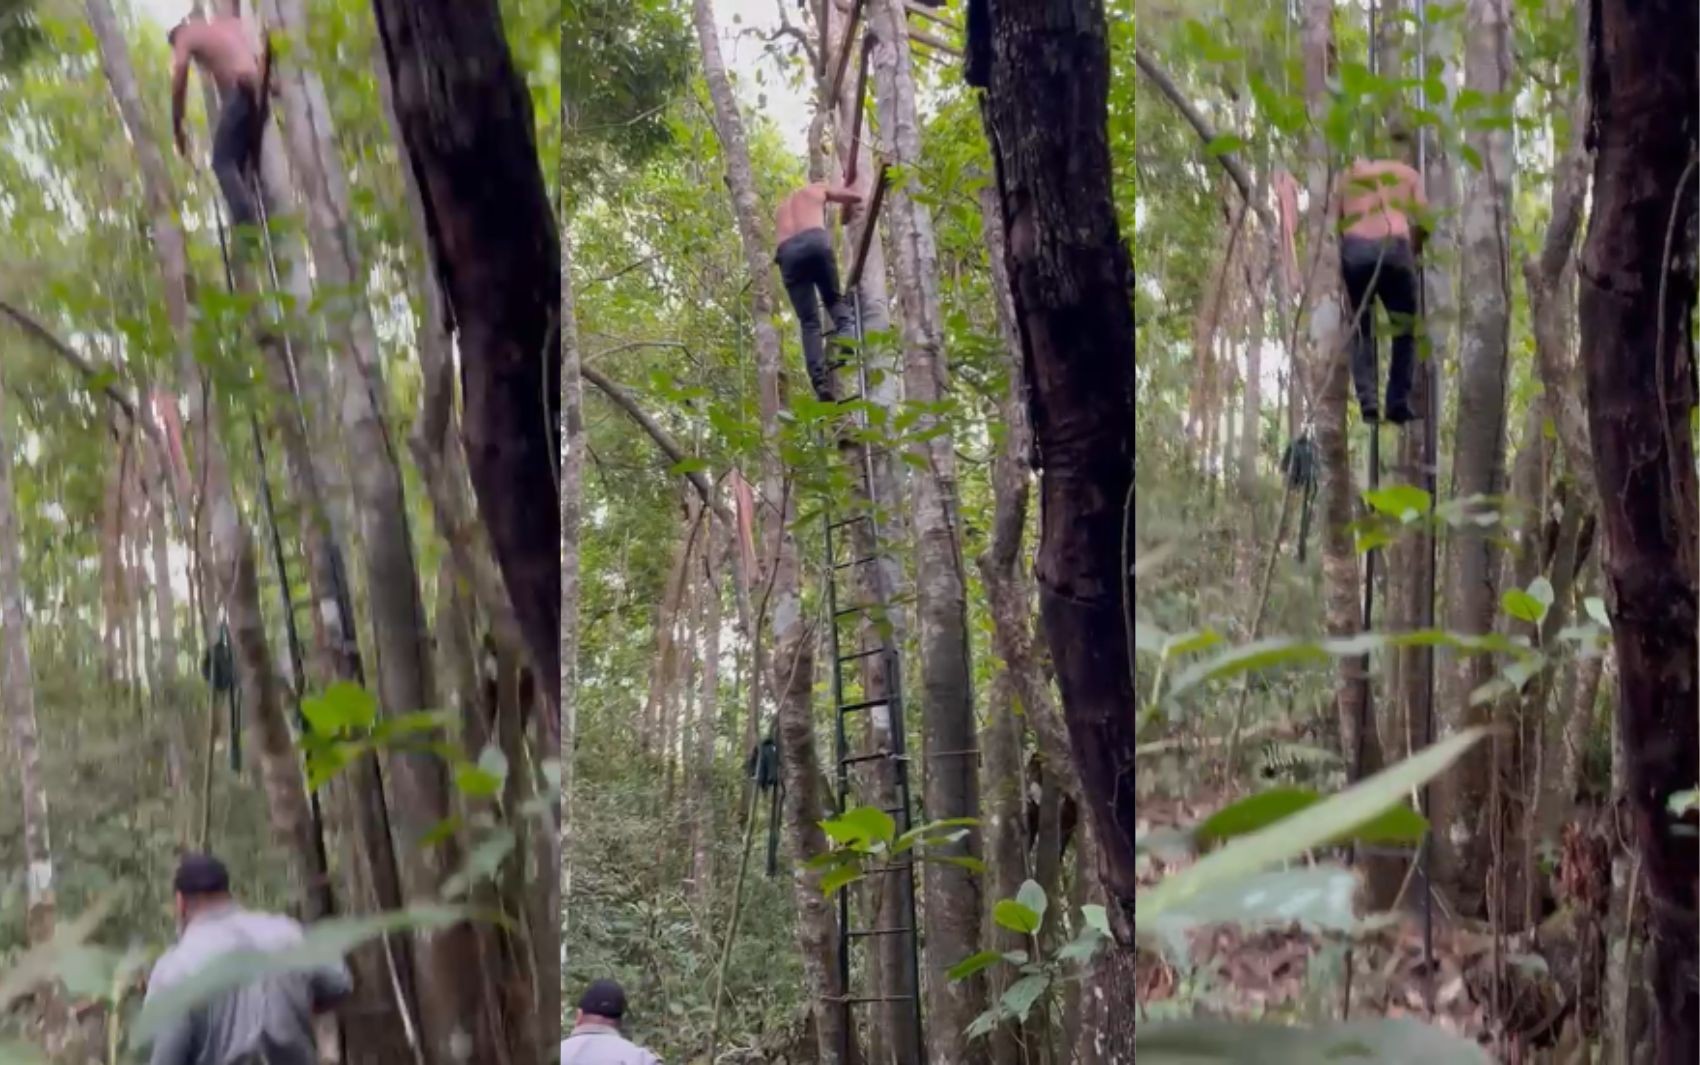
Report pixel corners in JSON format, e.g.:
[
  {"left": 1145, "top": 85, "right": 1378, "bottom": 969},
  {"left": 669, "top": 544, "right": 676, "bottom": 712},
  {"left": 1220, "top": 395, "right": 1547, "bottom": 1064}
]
[{"left": 819, "top": 288, "right": 925, "bottom": 1063}]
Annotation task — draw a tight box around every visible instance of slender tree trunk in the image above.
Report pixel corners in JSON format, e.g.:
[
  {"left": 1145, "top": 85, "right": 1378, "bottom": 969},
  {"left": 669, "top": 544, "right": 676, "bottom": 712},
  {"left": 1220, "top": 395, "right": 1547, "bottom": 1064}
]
[
  {"left": 692, "top": 1, "right": 850, "bottom": 1058},
  {"left": 978, "top": 16, "right": 1134, "bottom": 1065},
  {"left": 1432, "top": 0, "right": 1514, "bottom": 919},
  {"left": 1297, "top": 0, "right": 1401, "bottom": 909},
  {"left": 1578, "top": 1, "right": 1699, "bottom": 1058},
  {"left": 0, "top": 364, "right": 54, "bottom": 946},
  {"left": 982, "top": 674, "right": 1033, "bottom": 1065},
  {"left": 690, "top": 524, "right": 723, "bottom": 903},
  {"left": 560, "top": 204, "right": 585, "bottom": 981},
  {"left": 868, "top": 4, "right": 989, "bottom": 1055},
  {"left": 821, "top": 18, "right": 915, "bottom": 1050}
]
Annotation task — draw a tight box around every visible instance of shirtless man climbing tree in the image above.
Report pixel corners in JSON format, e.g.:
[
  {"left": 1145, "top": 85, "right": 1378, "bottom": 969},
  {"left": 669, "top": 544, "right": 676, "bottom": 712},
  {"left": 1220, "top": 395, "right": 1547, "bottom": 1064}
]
[
  {"left": 169, "top": 10, "right": 272, "bottom": 230},
  {"left": 1336, "top": 128, "right": 1428, "bottom": 424},
  {"left": 774, "top": 180, "right": 864, "bottom": 402}
]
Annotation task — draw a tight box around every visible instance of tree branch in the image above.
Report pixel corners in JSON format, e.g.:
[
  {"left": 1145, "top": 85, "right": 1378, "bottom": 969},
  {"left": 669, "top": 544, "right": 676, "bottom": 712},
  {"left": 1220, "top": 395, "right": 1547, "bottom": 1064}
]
[
  {"left": 0, "top": 296, "right": 143, "bottom": 425},
  {"left": 580, "top": 362, "right": 734, "bottom": 524},
  {"left": 1133, "top": 45, "right": 1271, "bottom": 227}
]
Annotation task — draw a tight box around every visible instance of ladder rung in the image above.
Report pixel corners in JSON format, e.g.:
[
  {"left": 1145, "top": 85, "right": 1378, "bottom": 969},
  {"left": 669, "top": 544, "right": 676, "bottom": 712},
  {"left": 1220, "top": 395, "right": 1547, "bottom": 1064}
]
[
  {"left": 838, "top": 697, "right": 890, "bottom": 714},
  {"left": 828, "top": 515, "right": 870, "bottom": 531},
  {"left": 837, "top": 647, "right": 884, "bottom": 664},
  {"left": 846, "top": 927, "right": 913, "bottom": 938},
  {"left": 833, "top": 555, "right": 879, "bottom": 571},
  {"left": 831, "top": 995, "right": 915, "bottom": 1004},
  {"left": 841, "top": 751, "right": 901, "bottom": 766},
  {"left": 864, "top": 862, "right": 914, "bottom": 875},
  {"left": 835, "top": 603, "right": 882, "bottom": 618}
]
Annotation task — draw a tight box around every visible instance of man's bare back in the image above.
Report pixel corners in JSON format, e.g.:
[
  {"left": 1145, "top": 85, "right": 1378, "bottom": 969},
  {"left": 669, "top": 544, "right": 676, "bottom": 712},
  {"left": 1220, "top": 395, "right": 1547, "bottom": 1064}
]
[
  {"left": 775, "top": 182, "right": 863, "bottom": 245},
  {"left": 171, "top": 18, "right": 262, "bottom": 94},
  {"left": 1339, "top": 159, "right": 1426, "bottom": 240}
]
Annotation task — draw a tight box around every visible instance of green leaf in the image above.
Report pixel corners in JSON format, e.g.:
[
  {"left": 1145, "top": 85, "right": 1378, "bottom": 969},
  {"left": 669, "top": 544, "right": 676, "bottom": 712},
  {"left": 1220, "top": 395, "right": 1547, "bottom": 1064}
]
[
  {"left": 301, "top": 682, "right": 378, "bottom": 736},
  {"left": 947, "top": 950, "right": 1002, "bottom": 982},
  {"left": 1501, "top": 587, "right": 1546, "bottom": 624},
  {"left": 992, "top": 900, "right": 1042, "bottom": 936},
  {"left": 1669, "top": 789, "right": 1699, "bottom": 816},
  {"left": 1015, "top": 879, "right": 1047, "bottom": 921},
  {"left": 1081, "top": 904, "right": 1111, "bottom": 937},
  {"left": 1363, "top": 483, "right": 1431, "bottom": 522},
  {"left": 1057, "top": 927, "right": 1105, "bottom": 965},
  {"left": 821, "top": 806, "right": 897, "bottom": 850},
  {"left": 1136, "top": 1018, "right": 1493, "bottom": 1063},
  {"left": 441, "top": 830, "right": 516, "bottom": 901},
  {"left": 1195, "top": 788, "right": 1320, "bottom": 849},
  {"left": 818, "top": 864, "right": 865, "bottom": 897},
  {"left": 1000, "top": 972, "right": 1051, "bottom": 1023},
  {"left": 1204, "top": 133, "right": 1246, "bottom": 158},
  {"left": 476, "top": 744, "right": 509, "bottom": 785},
  {"left": 894, "top": 817, "right": 979, "bottom": 853},
  {"left": 1138, "top": 729, "right": 1488, "bottom": 921},
  {"left": 1142, "top": 867, "right": 1357, "bottom": 964},
  {"left": 1162, "top": 628, "right": 1223, "bottom": 659},
  {"left": 668, "top": 456, "right": 709, "bottom": 475},
  {"left": 1584, "top": 596, "right": 1611, "bottom": 628},
  {"left": 455, "top": 763, "right": 504, "bottom": 799},
  {"left": 131, "top": 907, "right": 472, "bottom": 1047}
]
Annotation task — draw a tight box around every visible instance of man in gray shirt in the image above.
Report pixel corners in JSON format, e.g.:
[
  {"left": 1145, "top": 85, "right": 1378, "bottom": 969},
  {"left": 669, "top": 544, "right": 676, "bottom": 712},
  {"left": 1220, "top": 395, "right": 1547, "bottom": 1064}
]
[
  {"left": 144, "top": 853, "right": 352, "bottom": 1065},
  {"left": 561, "top": 979, "right": 661, "bottom": 1064}
]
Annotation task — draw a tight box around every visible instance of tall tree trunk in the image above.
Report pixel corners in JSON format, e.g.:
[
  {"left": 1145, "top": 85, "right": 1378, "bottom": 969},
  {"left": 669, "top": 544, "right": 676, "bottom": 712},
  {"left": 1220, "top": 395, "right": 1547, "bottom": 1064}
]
[
  {"left": 977, "top": 14, "right": 1135, "bottom": 1065},
  {"left": 691, "top": 1, "right": 849, "bottom": 1059},
  {"left": 820, "top": 15, "right": 916, "bottom": 1050},
  {"left": 982, "top": 674, "right": 1034, "bottom": 1065},
  {"left": 370, "top": 0, "right": 562, "bottom": 728},
  {"left": 1433, "top": 0, "right": 1515, "bottom": 920},
  {"left": 1578, "top": 1, "right": 1699, "bottom": 1059},
  {"left": 560, "top": 194, "right": 586, "bottom": 983},
  {"left": 690, "top": 523, "right": 723, "bottom": 903},
  {"left": 868, "top": 4, "right": 989, "bottom": 1056},
  {"left": 1297, "top": 0, "right": 1401, "bottom": 909},
  {"left": 0, "top": 364, "right": 54, "bottom": 946}
]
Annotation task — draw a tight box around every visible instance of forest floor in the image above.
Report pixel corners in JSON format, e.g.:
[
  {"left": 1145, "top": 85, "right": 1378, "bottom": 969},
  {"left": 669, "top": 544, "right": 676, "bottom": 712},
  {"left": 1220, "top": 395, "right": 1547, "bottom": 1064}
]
[{"left": 1134, "top": 791, "right": 1600, "bottom": 1063}]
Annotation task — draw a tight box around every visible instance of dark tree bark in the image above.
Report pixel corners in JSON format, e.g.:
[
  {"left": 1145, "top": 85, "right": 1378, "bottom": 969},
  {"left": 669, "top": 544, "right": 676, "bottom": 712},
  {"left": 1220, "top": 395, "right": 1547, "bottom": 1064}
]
[
  {"left": 369, "top": 0, "right": 562, "bottom": 726},
  {"left": 1578, "top": 2, "right": 1699, "bottom": 1061},
  {"left": 978, "top": 0, "right": 1134, "bottom": 970}
]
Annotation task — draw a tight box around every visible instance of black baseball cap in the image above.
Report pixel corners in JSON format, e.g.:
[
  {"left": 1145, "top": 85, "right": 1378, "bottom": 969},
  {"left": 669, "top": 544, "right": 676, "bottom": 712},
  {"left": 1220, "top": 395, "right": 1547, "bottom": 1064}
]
[
  {"left": 173, "top": 853, "right": 231, "bottom": 896},
  {"left": 577, "top": 979, "right": 627, "bottom": 1019}
]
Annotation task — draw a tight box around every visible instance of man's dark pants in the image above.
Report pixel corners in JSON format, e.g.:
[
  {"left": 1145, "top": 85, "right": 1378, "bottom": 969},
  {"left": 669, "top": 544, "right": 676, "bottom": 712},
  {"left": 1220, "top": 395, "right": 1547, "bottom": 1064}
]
[
  {"left": 1340, "top": 233, "right": 1420, "bottom": 420},
  {"left": 212, "top": 84, "right": 265, "bottom": 229},
  {"left": 776, "top": 227, "right": 853, "bottom": 402}
]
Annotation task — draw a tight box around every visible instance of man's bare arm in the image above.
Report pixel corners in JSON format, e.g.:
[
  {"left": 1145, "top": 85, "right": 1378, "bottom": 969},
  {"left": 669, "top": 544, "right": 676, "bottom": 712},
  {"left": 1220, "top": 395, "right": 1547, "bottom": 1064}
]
[
  {"left": 824, "top": 183, "right": 864, "bottom": 206},
  {"left": 170, "top": 49, "right": 190, "bottom": 157}
]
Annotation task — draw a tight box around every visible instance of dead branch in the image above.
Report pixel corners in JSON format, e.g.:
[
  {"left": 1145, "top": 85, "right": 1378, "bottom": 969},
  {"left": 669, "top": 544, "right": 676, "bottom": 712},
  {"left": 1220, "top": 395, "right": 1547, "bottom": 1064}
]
[{"left": 580, "top": 362, "right": 735, "bottom": 524}]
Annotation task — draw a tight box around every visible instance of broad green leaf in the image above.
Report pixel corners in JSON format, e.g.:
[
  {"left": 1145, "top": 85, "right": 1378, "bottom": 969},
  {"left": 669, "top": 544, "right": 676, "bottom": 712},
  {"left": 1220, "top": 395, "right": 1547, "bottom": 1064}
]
[
  {"left": 946, "top": 950, "right": 1002, "bottom": 982},
  {"left": 1669, "top": 789, "right": 1699, "bottom": 816},
  {"left": 1081, "top": 904, "right": 1111, "bottom": 937},
  {"left": 455, "top": 763, "right": 504, "bottom": 799},
  {"left": 442, "top": 830, "right": 516, "bottom": 901},
  {"left": 1363, "top": 484, "right": 1431, "bottom": 522},
  {"left": 1135, "top": 620, "right": 1169, "bottom": 654},
  {"left": 1584, "top": 596, "right": 1611, "bottom": 628},
  {"left": 894, "top": 817, "right": 979, "bottom": 853},
  {"left": 1015, "top": 879, "right": 1047, "bottom": 921},
  {"left": 1000, "top": 972, "right": 1051, "bottom": 1022},
  {"left": 1141, "top": 867, "right": 1357, "bottom": 964},
  {"left": 1502, "top": 588, "right": 1545, "bottom": 624},
  {"left": 1136, "top": 1017, "right": 1493, "bottom": 1063},
  {"left": 818, "top": 864, "right": 865, "bottom": 897},
  {"left": 131, "top": 907, "right": 471, "bottom": 1046},
  {"left": 1057, "top": 926, "right": 1106, "bottom": 964},
  {"left": 821, "top": 806, "right": 897, "bottom": 850},
  {"left": 476, "top": 745, "right": 509, "bottom": 785},
  {"left": 668, "top": 456, "right": 708, "bottom": 475},
  {"left": 992, "top": 900, "right": 1042, "bottom": 936},
  {"left": 301, "top": 682, "right": 378, "bottom": 736},
  {"left": 1138, "top": 729, "right": 1488, "bottom": 920}
]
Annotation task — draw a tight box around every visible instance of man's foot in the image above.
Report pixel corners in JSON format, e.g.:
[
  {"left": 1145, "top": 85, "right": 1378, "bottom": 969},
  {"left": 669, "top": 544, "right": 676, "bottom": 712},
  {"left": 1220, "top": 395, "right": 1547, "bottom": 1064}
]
[
  {"left": 1386, "top": 402, "right": 1421, "bottom": 424},
  {"left": 1359, "top": 404, "right": 1381, "bottom": 423}
]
